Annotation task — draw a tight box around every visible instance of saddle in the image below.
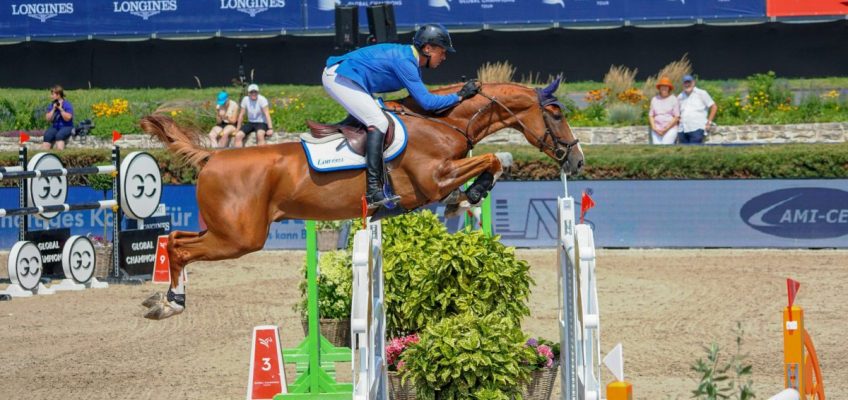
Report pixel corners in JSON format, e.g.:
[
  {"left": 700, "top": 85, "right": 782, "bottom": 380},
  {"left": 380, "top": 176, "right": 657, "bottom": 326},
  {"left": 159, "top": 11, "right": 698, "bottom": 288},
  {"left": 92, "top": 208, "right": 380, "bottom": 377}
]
[{"left": 305, "top": 114, "right": 395, "bottom": 157}]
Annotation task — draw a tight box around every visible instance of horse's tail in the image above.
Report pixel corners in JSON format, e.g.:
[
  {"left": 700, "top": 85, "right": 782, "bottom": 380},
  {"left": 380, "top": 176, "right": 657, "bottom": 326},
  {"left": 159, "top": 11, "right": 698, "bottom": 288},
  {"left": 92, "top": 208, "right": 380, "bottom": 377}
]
[{"left": 140, "top": 115, "right": 212, "bottom": 169}]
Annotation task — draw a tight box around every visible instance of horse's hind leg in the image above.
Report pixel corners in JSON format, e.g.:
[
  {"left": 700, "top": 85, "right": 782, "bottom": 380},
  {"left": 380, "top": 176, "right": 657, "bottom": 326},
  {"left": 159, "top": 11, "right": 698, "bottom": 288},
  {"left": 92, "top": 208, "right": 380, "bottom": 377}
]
[{"left": 143, "top": 229, "right": 260, "bottom": 320}]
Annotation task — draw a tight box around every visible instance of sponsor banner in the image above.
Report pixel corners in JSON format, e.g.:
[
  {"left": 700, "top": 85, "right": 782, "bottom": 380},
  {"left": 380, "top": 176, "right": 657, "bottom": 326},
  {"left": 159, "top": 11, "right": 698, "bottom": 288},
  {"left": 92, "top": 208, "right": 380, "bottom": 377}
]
[
  {"left": 767, "top": 0, "right": 848, "bottom": 17},
  {"left": 24, "top": 228, "right": 70, "bottom": 276},
  {"left": 1, "top": 180, "right": 846, "bottom": 249},
  {"left": 1, "top": 0, "right": 305, "bottom": 39},
  {"left": 494, "top": 180, "right": 848, "bottom": 248},
  {"left": 257, "top": 0, "right": 767, "bottom": 31},
  {"left": 119, "top": 228, "right": 163, "bottom": 275}
]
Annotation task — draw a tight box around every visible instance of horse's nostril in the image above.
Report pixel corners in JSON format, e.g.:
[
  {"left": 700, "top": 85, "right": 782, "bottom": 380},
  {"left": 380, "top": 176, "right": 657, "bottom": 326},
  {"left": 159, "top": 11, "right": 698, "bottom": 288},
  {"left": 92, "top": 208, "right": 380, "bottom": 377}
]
[{"left": 577, "top": 160, "right": 584, "bottom": 169}]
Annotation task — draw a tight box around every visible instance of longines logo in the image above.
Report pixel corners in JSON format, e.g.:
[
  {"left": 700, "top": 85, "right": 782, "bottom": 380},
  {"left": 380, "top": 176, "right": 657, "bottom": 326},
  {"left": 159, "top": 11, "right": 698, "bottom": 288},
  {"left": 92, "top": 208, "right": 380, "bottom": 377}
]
[
  {"left": 220, "top": 0, "right": 286, "bottom": 17},
  {"left": 10, "top": 2, "right": 74, "bottom": 23},
  {"left": 113, "top": 1, "right": 177, "bottom": 20}
]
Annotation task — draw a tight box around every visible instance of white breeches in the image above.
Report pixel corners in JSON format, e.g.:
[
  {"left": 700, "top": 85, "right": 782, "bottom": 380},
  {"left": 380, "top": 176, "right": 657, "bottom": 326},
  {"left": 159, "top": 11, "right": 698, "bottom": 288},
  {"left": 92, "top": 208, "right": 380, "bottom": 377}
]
[
  {"left": 322, "top": 64, "right": 390, "bottom": 132},
  {"left": 651, "top": 129, "right": 678, "bottom": 145}
]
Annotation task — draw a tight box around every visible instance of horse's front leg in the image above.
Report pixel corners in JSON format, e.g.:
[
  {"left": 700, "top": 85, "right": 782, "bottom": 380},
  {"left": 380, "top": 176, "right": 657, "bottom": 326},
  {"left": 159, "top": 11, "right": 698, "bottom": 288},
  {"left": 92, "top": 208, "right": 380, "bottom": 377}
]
[{"left": 434, "top": 153, "right": 511, "bottom": 203}]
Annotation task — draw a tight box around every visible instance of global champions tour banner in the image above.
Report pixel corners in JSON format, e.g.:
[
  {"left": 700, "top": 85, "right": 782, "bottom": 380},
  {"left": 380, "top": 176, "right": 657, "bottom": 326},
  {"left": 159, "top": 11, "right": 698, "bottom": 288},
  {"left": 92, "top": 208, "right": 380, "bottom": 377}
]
[
  {"left": 0, "top": 0, "right": 766, "bottom": 40},
  {"left": 0, "top": 180, "right": 846, "bottom": 250}
]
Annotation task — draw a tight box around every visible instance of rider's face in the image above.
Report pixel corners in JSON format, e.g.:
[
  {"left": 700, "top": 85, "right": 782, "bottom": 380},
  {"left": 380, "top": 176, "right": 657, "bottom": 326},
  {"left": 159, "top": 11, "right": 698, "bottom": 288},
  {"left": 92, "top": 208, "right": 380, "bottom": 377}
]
[{"left": 424, "top": 45, "right": 447, "bottom": 68}]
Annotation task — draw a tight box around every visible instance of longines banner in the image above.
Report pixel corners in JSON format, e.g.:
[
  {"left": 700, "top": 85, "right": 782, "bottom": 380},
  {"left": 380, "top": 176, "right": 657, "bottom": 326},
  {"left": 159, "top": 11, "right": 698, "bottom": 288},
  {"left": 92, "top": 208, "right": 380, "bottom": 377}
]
[
  {"left": 0, "top": 0, "right": 766, "bottom": 40},
  {"left": 0, "top": 180, "right": 846, "bottom": 249}
]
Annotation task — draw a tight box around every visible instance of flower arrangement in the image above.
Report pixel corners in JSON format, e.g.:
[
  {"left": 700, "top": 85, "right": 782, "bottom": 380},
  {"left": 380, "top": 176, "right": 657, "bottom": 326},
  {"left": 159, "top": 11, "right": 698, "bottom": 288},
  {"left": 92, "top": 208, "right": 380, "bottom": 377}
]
[
  {"left": 91, "top": 98, "right": 129, "bottom": 117},
  {"left": 386, "top": 333, "right": 419, "bottom": 372},
  {"left": 524, "top": 337, "right": 560, "bottom": 371}
]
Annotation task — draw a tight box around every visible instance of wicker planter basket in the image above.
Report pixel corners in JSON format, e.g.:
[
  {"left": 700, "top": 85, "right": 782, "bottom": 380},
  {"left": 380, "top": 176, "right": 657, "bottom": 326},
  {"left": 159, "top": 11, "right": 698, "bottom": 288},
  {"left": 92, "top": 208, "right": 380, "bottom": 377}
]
[
  {"left": 317, "top": 230, "right": 341, "bottom": 251},
  {"left": 388, "top": 371, "right": 417, "bottom": 400},
  {"left": 94, "top": 245, "right": 113, "bottom": 279},
  {"left": 300, "top": 318, "right": 351, "bottom": 348},
  {"left": 521, "top": 363, "right": 559, "bottom": 400}
]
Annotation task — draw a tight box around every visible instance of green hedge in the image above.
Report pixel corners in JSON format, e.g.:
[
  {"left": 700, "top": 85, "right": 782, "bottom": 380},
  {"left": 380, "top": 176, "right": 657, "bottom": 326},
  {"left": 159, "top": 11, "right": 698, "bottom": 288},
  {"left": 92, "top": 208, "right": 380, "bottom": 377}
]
[
  {"left": 1, "top": 143, "right": 844, "bottom": 186},
  {"left": 478, "top": 143, "right": 848, "bottom": 180}
]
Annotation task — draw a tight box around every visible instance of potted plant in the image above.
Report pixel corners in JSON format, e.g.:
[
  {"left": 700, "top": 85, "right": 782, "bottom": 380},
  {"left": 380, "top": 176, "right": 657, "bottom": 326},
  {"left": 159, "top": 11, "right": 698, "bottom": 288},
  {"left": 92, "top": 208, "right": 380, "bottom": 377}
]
[
  {"left": 87, "top": 173, "right": 114, "bottom": 278},
  {"left": 316, "top": 220, "right": 344, "bottom": 251},
  {"left": 386, "top": 333, "right": 419, "bottom": 400},
  {"left": 521, "top": 337, "right": 561, "bottom": 400},
  {"left": 401, "top": 312, "right": 535, "bottom": 400},
  {"left": 294, "top": 249, "right": 352, "bottom": 347}
]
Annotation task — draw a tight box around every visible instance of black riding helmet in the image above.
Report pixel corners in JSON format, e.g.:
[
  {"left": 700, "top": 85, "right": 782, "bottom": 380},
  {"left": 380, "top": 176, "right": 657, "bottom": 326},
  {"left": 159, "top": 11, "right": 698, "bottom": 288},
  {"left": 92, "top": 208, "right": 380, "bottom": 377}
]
[{"left": 413, "top": 24, "right": 455, "bottom": 53}]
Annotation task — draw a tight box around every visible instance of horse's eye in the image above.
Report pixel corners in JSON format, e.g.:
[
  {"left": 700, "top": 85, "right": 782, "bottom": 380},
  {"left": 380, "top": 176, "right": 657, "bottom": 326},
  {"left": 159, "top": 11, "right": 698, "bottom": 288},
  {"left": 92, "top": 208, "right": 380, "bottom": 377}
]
[{"left": 552, "top": 113, "right": 563, "bottom": 121}]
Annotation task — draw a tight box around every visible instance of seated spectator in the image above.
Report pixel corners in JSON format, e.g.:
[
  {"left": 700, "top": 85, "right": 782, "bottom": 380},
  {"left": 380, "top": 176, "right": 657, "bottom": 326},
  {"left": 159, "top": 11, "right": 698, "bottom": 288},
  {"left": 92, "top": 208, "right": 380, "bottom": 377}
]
[
  {"left": 234, "top": 84, "right": 274, "bottom": 148},
  {"left": 43, "top": 85, "right": 74, "bottom": 150},
  {"left": 649, "top": 77, "right": 680, "bottom": 145},
  {"left": 678, "top": 74, "right": 717, "bottom": 144},
  {"left": 208, "top": 91, "right": 239, "bottom": 148}
]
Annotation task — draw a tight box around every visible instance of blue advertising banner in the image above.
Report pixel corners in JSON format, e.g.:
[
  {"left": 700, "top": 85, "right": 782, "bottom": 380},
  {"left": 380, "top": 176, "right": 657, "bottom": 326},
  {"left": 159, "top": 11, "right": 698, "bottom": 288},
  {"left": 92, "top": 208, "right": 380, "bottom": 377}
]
[
  {"left": 1, "top": 0, "right": 766, "bottom": 40},
  {"left": 1, "top": 180, "right": 845, "bottom": 250},
  {"left": 1, "top": 1, "right": 305, "bottom": 40}
]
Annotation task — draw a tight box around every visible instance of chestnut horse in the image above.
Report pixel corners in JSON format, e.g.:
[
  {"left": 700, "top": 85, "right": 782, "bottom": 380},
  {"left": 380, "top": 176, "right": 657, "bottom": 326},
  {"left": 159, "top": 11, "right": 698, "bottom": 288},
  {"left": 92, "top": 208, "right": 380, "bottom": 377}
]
[{"left": 139, "top": 78, "right": 583, "bottom": 320}]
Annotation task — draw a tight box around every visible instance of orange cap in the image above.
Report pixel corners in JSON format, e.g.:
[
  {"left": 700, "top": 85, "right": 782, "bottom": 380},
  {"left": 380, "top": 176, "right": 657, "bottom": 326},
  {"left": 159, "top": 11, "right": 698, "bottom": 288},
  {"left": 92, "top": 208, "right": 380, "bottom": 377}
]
[{"left": 656, "top": 77, "right": 674, "bottom": 90}]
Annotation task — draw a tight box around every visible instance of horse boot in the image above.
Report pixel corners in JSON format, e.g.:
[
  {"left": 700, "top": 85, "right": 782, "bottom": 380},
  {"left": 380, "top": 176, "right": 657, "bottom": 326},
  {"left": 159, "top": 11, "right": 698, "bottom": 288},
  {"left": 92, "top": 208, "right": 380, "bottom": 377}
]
[
  {"left": 465, "top": 171, "right": 495, "bottom": 205},
  {"left": 365, "top": 126, "right": 400, "bottom": 209}
]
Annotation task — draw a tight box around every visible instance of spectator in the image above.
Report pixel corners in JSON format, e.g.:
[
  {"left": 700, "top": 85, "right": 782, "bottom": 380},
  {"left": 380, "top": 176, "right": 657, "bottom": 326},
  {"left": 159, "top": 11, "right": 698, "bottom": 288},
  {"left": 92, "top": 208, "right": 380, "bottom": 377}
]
[
  {"left": 649, "top": 77, "right": 680, "bottom": 145},
  {"left": 234, "top": 84, "right": 274, "bottom": 147},
  {"left": 208, "top": 91, "right": 239, "bottom": 148},
  {"left": 677, "top": 75, "right": 717, "bottom": 144},
  {"left": 43, "top": 85, "right": 74, "bottom": 150}
]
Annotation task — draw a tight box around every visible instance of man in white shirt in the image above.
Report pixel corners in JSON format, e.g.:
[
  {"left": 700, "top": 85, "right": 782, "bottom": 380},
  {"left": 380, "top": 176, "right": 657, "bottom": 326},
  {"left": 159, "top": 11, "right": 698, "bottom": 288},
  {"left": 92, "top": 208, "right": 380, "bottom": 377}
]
[
  {"left": 677, "top": 75, "right": 717, "bottom": 144},
  {"left": 235, "top": 83, "right": 274, "bottom": 147}
]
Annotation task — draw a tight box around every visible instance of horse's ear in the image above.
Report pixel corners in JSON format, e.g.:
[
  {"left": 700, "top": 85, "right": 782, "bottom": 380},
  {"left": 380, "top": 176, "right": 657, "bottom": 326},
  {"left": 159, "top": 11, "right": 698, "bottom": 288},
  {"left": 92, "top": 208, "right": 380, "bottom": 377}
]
[{"left": 542, "top": 76, "right": 562, "bottom": 96}]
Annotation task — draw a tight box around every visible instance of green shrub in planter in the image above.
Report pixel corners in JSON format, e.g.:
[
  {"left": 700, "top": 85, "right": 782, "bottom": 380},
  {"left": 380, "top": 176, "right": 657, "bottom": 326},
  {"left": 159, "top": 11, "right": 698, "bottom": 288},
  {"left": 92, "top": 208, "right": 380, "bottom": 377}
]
[
  {"left": 401, "top": 312, "right": 535, "bottom": 400},
  {"left": 294, "top": 249, "right": 352, "bottom": 319},
  {"left": 382, "top": 211, "right": 533, "bottom": 333}
]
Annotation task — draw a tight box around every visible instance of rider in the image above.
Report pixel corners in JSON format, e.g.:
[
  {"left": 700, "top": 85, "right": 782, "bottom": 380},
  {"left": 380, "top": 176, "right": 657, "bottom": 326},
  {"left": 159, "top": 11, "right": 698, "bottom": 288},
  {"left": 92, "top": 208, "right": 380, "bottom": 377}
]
[{"left": 323, "top": 24, "right": 480, "bottom": 208}]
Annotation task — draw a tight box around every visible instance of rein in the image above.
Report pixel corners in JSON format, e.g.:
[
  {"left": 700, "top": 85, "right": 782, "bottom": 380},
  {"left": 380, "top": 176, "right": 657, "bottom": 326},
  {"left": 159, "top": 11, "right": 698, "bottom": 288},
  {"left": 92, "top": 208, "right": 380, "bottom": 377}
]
[{"left": 382, "top": 87, "right": 579, "bottom": 161}]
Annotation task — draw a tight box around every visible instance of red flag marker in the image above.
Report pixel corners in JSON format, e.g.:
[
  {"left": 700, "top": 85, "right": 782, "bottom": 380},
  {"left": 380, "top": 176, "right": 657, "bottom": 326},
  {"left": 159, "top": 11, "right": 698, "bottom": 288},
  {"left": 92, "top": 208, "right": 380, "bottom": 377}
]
[
  {"left": 247, "top": 326, "right": 287, "bottom": 399},
  {"left": 152, "top": 235, "right": 170, "bottom": 284},
  {"left": 112, "top": 130, "right": 122, "bottom": 143},
  {"left": 786, "top": 278, "right": 800, "bottom": 321},
  {"left": 580, "top": 190, "right": 596, "bottom": 224},
  {"left": 19, "top": 132, "right": 30, "bottom": 144}
]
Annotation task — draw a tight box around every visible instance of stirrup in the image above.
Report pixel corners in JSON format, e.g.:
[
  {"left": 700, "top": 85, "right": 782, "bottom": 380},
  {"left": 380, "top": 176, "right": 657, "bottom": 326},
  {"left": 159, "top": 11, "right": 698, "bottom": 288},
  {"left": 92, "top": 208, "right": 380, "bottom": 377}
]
[{"left": 367, "top": 184, "right": 400, "bottom": 210}]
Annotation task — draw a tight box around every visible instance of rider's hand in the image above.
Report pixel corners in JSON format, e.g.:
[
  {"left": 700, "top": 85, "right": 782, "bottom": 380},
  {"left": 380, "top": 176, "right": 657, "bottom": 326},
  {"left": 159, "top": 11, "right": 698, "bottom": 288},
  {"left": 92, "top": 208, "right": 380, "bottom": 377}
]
[{"left": 457, "top": 80, "right": 480, "bottom": 101}]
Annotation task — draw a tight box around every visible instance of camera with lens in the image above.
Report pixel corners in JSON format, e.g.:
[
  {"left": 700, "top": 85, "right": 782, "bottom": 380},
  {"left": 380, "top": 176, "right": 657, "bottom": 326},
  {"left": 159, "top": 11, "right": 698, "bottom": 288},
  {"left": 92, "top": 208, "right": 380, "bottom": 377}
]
[
  {"left": 72, "top": 119, "right": 94, "bottom": 143},
  {"left": 52, "top": 99, "right": 60, "bottom": 107}
]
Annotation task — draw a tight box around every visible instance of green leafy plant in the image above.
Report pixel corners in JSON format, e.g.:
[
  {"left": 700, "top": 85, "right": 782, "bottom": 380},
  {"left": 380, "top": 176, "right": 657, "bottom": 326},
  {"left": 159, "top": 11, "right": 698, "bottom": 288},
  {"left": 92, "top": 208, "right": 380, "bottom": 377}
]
[
  {"left": 382, "top": 211, "right": 533, "bottom": 334},
  {"left": 294, "top": 249, "right": 352, "bottom": 320},
  {"left": 401, "top": 312, "right": 535, "bottom": 400},
  {"left": 606, "top": 103, "right": 643, "bottom": 125},
  {"left": 315, "top": 219, "right": 344, "bottom": 231},
  {"left": 691, "top": 322, "right": 755, "bottom": 400}
]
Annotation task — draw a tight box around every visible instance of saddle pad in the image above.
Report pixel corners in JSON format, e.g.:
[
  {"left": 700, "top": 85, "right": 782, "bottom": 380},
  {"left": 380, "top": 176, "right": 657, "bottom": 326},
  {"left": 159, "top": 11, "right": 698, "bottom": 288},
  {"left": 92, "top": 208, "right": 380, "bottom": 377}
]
[{"left": 301, "top": 110, "right": 408, "bottom": 172}]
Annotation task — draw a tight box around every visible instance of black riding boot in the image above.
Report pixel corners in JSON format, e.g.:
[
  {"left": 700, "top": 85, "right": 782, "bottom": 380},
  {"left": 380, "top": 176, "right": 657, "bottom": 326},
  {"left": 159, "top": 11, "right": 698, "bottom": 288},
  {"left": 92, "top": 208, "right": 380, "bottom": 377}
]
[{"left": 365, "top": 126, "right": 399, "bottom": 208}]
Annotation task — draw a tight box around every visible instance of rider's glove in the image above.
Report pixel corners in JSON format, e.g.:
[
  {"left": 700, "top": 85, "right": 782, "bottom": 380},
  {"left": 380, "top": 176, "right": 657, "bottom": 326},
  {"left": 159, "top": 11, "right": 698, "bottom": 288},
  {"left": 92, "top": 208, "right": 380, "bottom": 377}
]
[{"left": 456, "top": 80, "right": 480, "bottom": 101}]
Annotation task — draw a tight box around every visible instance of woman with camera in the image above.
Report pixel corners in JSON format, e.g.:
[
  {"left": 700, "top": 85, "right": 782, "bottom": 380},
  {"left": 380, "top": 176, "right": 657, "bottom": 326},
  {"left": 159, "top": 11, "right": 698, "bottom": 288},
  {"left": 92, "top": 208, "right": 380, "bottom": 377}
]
[{"left": 43, "top": 85, "right": 74, "bottom": 150}]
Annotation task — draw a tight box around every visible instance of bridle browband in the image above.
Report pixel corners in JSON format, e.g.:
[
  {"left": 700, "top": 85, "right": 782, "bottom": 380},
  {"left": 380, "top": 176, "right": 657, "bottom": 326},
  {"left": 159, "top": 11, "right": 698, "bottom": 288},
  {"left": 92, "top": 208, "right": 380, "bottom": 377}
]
[{"left": 383, "top": 86, "right": 579, "bottom": 163}]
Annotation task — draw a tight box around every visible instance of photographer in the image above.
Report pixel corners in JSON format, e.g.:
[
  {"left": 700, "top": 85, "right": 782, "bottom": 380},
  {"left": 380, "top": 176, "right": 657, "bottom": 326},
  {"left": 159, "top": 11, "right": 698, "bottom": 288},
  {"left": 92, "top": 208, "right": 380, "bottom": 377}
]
[{"left": 43, "top": 85, "right": 74, "bottom": 150}]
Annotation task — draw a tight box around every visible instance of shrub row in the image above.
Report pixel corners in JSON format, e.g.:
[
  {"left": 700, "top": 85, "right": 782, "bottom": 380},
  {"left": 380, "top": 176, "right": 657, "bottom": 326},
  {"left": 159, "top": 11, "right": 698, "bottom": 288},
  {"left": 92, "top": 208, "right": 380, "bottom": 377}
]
[{"left": 2, "top": 143, "right": 844, "bottom": 187}]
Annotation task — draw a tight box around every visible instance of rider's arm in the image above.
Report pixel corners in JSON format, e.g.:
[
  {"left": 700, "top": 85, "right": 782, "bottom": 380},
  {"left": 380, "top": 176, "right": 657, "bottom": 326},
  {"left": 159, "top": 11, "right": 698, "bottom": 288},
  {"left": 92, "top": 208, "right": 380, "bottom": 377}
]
[{"left": 395, "top": 62, "right": 459, "bottom": 111}]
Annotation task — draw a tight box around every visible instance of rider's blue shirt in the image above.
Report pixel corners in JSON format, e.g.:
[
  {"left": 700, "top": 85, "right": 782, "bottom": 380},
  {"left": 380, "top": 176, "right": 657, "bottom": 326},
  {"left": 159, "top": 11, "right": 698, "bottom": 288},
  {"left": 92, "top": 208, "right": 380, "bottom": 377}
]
[{"left": 326, "top": 43, "right": 460, "bottom": 111}]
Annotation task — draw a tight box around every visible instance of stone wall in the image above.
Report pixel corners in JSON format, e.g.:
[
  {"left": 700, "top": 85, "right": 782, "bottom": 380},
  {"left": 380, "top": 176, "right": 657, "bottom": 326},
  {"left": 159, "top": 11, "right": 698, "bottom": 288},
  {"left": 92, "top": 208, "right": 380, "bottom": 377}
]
[{"left": 1, "top": 122, "right": 844, "bottom": 151}]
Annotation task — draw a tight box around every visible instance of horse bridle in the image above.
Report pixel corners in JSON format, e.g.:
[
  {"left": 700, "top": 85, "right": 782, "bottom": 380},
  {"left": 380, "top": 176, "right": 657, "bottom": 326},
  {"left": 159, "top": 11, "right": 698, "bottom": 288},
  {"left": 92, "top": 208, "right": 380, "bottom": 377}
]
[{"left": 384, "top": 87, "right": 579, "bottom": 163}]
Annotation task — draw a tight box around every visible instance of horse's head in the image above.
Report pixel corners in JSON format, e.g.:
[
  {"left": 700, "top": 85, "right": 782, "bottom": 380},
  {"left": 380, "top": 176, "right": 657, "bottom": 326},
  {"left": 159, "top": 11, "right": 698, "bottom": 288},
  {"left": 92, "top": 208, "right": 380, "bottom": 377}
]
[
  {"left": 460, "top": 79, "right": 584, "bottom": 175},
  {"left": 525, "top": 77, "right": 584, "bottom": 175}
]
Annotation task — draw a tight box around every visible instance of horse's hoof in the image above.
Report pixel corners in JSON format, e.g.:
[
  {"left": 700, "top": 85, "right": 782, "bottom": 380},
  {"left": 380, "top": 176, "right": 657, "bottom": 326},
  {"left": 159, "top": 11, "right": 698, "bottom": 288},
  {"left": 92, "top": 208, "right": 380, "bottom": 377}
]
[
  {"left": 143, "top": 303, "right": 183, "bottom": 320},
  {"left": 141, "top": 292, "right": 164, "bottom": 308}
]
